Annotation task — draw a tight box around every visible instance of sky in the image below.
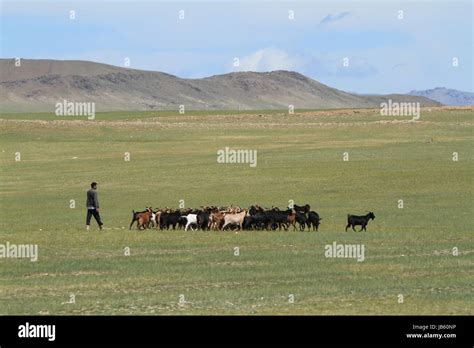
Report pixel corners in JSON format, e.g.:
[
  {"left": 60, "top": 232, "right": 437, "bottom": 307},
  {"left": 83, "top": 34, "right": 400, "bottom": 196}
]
[{"left": 1, "top": 0, "right": 473, "bottom": 94}]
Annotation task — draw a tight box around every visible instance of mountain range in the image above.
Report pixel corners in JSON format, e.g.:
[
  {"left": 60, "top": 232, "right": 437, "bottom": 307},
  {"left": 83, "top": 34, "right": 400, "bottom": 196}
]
[
  {"left": 408, "top": 87, "right": 474, "bottom": 106},
  {"left": 0, "top": 59, "right": 449, "bottom": 112}
]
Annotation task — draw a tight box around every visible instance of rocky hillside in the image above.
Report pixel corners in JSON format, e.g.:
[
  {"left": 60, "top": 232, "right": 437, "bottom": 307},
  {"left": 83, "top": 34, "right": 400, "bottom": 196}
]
[{"left": 0, "top": 59, "right": 441, "bottom": 112}]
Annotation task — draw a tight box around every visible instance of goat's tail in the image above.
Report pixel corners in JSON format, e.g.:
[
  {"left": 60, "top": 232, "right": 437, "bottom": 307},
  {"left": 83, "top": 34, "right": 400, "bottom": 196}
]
[{"left": 129, "top": 210, "right": 137, "bottom": 230}]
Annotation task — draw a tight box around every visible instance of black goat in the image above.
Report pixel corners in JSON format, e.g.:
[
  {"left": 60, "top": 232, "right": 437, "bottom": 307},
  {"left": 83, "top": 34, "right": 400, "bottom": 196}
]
[
  {"left": 306, "top": 211, "right": 321, "bottom": 231},
  {"left": 345, "top": 212, "right": 375, "bottom": 232},
  {"left": 292, "top": 204, "right": 311, "bottom": 213},
  {"left": 295, "top": 211, "right": 308, "bottom": 231}
]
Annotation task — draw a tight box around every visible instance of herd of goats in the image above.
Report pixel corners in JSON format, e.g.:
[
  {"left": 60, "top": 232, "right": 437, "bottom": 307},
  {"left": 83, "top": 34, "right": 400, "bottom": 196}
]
[{"left": 129, "top": 204, "right": 376, "bottom": 232}]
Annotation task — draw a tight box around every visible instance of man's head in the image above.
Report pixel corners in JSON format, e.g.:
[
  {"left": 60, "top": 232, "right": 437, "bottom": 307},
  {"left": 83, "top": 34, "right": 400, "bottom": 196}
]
[{"left": 91, "top": 182, "right": 97, "bottom": 189}]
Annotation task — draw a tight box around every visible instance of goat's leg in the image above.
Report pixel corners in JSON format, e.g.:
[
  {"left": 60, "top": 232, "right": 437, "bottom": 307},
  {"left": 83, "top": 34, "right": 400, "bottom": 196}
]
[
  {"left": 345, "top": 224, "right": 350, "bottom": 232},
  {"left": 352, "top": 225, "right": 356, "bottom": 232}
]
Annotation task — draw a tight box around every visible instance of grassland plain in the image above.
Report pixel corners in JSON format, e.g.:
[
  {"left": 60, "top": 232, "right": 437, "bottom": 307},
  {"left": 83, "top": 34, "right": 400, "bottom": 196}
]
[{"left": 0, "top": 107, "right": 472, "bottom": 315}]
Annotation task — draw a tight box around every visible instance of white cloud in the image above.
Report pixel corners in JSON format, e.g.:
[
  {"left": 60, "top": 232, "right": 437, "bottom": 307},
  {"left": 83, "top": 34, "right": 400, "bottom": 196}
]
[
  {"left": 230, "top": 48, "right": 378, "bottom": 81},
  {"left": 233, "top": 48, "right": 303, "bottom": 72},
  {"left": 320, "top": 11, "right": 351, "bottom": 25}
]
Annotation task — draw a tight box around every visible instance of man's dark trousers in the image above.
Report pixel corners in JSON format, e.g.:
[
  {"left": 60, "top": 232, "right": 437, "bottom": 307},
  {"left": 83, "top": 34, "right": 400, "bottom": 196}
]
[{"left": 86, "top": 208, "right": 103, "bottom": 227}]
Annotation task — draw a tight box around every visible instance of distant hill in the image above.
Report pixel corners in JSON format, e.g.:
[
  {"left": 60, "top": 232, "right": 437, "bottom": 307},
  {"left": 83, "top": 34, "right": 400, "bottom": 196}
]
[
  {"left": 408, "top": 87, "right": 474, "bottom": 106},
  {"left": 0, "top": 59, "right": 441, "bottom": 112}
]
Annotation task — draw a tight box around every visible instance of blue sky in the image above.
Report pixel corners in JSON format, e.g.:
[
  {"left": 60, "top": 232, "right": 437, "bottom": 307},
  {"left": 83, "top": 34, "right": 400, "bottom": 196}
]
[{"left": 1, "top": 0, "right": 472, "bottom": 93}]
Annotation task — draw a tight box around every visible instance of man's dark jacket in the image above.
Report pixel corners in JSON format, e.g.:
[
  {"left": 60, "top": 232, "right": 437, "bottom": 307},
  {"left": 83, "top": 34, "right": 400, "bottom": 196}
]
[{"left": 86, "top": 189, "right": 99, "bottom": 209}]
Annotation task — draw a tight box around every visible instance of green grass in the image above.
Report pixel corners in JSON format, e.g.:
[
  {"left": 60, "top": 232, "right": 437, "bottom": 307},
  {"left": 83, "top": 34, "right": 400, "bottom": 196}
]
[
  {"left": 0, "top": 108, "right": 472, "bottom": 315},
  {"left": 0, "top": 108, "right": 324, "bottom": 121}
]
